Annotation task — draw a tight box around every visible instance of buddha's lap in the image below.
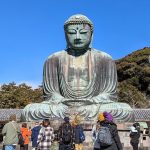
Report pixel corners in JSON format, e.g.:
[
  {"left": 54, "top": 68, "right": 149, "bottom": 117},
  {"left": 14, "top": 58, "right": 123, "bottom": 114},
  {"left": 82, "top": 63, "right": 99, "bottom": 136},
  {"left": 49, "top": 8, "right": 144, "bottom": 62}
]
[{"left": 25, "top": 101, "right": 132, "bottom": 112}]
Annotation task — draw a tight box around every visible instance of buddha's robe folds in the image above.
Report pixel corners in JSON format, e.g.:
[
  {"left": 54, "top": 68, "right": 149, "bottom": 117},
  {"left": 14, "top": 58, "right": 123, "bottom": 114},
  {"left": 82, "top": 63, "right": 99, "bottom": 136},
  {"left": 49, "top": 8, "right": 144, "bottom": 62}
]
[
  {"left": 43, "top": 49, "right": 117, "bottom": 104},
  {"left": 22, "top": 49, "right": 134, "bottom": 121}
]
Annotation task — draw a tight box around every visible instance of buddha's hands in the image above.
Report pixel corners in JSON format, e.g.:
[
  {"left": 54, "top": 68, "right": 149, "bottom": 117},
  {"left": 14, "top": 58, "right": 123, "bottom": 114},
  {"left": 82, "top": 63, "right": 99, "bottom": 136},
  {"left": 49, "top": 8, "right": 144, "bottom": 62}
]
[
  {"left": 91, "top": 94, "right": 113, "bottom": 104},
  {"left": 43, "top": 93, "right": 68, "bottom": 117},
  {"left": 47, "top": 93, "right": 65, "bottom": 105},
  {"left": 49, "top": 102, "right": 68, "bottom": 118}
]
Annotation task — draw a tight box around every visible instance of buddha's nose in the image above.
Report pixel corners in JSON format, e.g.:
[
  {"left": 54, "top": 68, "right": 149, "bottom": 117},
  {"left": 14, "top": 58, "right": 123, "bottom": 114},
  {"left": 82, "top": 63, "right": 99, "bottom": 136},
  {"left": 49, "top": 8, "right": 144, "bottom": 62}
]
[{"left": 76, "top": 31, "right": 81, "bottom": 39}]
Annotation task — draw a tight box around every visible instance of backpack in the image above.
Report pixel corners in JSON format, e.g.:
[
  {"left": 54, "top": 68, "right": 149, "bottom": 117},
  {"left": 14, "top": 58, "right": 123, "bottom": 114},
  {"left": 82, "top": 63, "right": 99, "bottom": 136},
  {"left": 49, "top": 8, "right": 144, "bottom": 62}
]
[
  {"left": 98, "top": 126, "right": 113, "bottom": 147},
  {"left": 18, "top": 133, "right": 25, "bottom": 145},
  {"left": 62, "top": 123, "right": 73, "bottom": 144},
  {"left": 78, "top": 126, "right": 85, "bottom": 142}
]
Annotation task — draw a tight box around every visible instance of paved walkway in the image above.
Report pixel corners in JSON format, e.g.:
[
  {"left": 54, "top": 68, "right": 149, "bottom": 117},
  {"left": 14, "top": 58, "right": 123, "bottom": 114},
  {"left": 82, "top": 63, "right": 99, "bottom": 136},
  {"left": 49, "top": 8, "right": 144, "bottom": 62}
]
[{"left": 1, "top": 143, "right": 150, "bottom": 150}]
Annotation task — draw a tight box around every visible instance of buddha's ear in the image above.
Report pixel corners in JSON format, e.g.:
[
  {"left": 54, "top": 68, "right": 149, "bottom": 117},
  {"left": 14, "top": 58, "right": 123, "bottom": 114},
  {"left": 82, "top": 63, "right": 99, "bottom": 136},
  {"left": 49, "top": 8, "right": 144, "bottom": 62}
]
[
  {"left": 64, "top": 31, "right": 69, "bottom": 48},
  {"left": 89, "top": 33, "right": 93, "bottom": 48}
]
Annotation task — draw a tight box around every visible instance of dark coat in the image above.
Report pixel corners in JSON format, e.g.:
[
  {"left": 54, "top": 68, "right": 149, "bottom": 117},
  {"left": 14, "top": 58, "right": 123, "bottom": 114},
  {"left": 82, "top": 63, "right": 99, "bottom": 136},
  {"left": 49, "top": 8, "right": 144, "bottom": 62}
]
[
  {"left": 100, "top": 122, "right": 123, "bottom": 150},
  {"left": 110, "top": 122, "right": 123, "bottom": 150},
  {"left": 130, "top": 131, "right": 140, "bottom": 144},
  {"left": 31, "top": 125, "right": 41, "bottom": 147}
]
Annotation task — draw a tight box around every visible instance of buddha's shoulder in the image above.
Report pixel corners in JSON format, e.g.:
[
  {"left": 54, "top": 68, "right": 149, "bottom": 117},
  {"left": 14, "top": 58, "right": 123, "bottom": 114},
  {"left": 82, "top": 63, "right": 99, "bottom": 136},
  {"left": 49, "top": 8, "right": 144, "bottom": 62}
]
[
  {"left": 47, "top": 50, "right": 66, "bottom": 60},
  {"left": 92, "top": 49, "right": 112, "bottom": 59}
]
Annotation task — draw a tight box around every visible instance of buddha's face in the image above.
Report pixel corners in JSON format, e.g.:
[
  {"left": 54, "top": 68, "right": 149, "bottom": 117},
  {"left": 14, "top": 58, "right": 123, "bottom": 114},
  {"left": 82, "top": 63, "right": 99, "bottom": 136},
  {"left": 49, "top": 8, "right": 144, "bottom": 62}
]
[{"left": 65, "top": 24, "right": 92, "bottom": 50}]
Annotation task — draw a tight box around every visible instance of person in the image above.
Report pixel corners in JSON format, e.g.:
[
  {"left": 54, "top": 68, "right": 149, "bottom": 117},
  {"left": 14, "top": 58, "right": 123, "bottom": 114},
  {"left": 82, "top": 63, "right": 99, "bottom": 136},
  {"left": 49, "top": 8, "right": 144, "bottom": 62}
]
[
  {"left": 0, "top": 123, "right": 4, "bottom": 143},
  {"left": 37, "top": 119, "right": 55, "bottom": 150},
  {"left": 22, "top": 14, "right": 133, "bottom": 122},
  {"left": 96, "top": 112, "right": 123, "bottom": 150},
  {"left": 31, "top": 122, "right": 41, "bottom": 150},
  {"left": 20, "top": 123, "right": 31, "bottom": 150},
  {"left": 58, "top": 117, "right": 74, "bottom": 150},
  {"left": 92, "top": 121, "right": 101, "bottom": 150},
  {"left": 105, "top": 112, "right": 123, "bottom": 150},
  {"left": 130, "top": 122, "right": 140, "bottom": 150},
  {"left": 2, "top": 114, "right": 20, "bottom": 150},
  {"left": 72, "top": 115, "right": 85, "bottom": 150}
]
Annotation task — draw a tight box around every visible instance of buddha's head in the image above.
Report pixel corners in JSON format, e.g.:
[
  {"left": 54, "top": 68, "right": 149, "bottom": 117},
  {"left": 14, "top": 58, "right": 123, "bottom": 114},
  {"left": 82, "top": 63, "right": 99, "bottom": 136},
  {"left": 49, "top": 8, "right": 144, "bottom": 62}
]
[{"left": 64, "top": 14, "right": 93, "bottom": 50}]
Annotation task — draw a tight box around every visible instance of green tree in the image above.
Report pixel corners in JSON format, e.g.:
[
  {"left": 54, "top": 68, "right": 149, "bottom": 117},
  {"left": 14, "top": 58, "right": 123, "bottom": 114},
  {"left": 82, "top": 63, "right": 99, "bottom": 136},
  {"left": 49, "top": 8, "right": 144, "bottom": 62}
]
[
  {"left": 116, "top": 47, "right": 150, "bottom": 106},
  {"left": 0, "top": 82, "right": 43, "bottom": 108},
  {"left": 118, "top": 82, "right": 149, "bottom": 108}
]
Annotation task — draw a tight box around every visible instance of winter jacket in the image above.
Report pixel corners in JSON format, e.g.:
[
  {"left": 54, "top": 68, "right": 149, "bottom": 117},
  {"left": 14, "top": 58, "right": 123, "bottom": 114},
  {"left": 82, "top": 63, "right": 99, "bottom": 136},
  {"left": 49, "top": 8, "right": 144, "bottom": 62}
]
[
  {"left": 74, "top": 124, "right": 84, "bottom": 144},
  {"left": 130, "top": 130, "right": 140, "bottom": 144},
  {"left": 37, "top": 126, "right": 55, "bottom": 150},
  {"left": 21, "top": 127, "right": 31, "bottom": 145},
  {"left": 109, "top": 122, "right": 123, "bottom": 150},
  {"left": 2, "top": 121, "right": 20, "bottom": 145},
  {"left": 31, "top": 125, "right": 41, "bottom": 147}
]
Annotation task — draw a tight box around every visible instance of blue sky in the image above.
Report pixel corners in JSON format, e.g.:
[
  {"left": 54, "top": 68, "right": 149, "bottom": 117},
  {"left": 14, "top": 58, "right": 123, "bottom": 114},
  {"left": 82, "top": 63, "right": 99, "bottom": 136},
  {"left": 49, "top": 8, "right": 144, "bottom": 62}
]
[{"left": 0, "top": 0, "right": 150, "bottom": 88}]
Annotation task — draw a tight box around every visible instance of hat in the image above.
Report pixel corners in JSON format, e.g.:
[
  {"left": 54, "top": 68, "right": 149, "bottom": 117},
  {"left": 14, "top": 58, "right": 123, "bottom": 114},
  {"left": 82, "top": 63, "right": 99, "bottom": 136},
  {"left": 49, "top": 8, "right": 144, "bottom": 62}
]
[
  {"left": 64, "top": 117, "right": 70, "bottom": 123},
  {"left": 103, "top": 112, "right": 113, "bottom": 122},
  {"left": 98, "top": 113, "right": 105, "bottom": 122},
  {"left": 133, "top": 122, "right": 140, "bottom": 128}
]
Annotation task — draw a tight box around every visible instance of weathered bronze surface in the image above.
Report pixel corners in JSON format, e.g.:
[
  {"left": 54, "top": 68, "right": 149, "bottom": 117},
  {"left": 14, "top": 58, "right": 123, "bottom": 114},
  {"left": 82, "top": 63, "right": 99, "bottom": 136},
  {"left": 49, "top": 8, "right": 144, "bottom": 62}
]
[{"left": 22, "top": 14, "right": 134, "bottom": 122}]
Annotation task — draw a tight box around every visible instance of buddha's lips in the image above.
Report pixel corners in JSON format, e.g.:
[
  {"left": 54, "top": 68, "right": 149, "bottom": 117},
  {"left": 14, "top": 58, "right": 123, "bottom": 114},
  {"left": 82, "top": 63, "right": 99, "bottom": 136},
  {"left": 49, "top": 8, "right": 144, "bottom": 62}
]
[{"left": 74, "top": 41, "right": 83, "bottom": 44}]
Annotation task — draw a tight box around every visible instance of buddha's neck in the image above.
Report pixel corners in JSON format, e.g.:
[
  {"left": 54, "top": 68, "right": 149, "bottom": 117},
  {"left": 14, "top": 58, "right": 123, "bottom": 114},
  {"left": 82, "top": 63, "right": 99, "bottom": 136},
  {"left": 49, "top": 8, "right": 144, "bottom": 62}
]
[{"left": 67, "top": 48, "right": 90, "bottom": 56}]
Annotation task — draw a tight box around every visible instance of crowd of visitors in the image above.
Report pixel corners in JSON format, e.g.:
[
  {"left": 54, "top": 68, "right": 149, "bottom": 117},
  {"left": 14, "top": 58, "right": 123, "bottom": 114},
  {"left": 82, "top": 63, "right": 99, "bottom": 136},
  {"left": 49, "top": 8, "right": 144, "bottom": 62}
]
[{"left": 1, "top": 112, "right": 141, "bottom": 150}]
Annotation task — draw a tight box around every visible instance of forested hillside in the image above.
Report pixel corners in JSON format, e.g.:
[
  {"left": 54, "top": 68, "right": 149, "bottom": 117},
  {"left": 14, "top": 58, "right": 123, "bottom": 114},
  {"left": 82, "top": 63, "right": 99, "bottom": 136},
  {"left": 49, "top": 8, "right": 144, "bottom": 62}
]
[{"left": 116, "top": 47, "right": 150, "bottom": 108}]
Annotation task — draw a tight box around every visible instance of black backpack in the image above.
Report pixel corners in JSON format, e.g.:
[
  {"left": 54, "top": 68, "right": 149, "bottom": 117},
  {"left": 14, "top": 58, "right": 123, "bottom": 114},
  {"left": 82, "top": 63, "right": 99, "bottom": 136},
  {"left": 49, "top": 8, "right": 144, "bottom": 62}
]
[
  {"left": 62, "top": 123, "right": 73, "bottom": 144},
  {"left": 18, "top": 133, "right": 25, "bottom": 145}
]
